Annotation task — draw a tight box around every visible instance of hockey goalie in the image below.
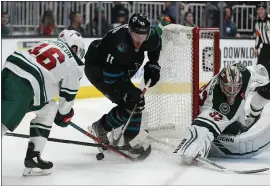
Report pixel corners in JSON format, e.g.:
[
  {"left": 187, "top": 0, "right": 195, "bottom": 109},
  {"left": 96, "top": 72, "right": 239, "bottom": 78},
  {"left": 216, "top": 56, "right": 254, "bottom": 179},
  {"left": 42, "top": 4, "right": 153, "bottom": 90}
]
[{"left": 175, "top": 63, "right": 270, "bottom": 164}]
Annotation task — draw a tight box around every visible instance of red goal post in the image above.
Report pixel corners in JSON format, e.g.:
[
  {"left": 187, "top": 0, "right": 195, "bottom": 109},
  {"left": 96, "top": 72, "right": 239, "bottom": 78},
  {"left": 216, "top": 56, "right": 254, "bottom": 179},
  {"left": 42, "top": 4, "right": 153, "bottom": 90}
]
[{"left": 192, "top": 27, "right": 220, "bottom": 119}]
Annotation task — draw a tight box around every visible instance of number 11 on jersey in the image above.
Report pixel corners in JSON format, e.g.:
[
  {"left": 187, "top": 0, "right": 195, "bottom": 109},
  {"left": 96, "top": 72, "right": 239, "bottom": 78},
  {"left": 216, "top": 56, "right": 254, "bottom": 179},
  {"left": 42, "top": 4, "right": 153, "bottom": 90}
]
[{"left": 106, "top": 54, "right": 114, "bottom": 64}]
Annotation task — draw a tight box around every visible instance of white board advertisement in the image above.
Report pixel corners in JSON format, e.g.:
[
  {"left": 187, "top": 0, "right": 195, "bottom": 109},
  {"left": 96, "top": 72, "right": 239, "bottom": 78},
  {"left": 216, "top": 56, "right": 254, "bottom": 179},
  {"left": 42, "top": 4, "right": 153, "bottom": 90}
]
[{"left": 220, "top": 39, "right": 256, "bottom": 68}]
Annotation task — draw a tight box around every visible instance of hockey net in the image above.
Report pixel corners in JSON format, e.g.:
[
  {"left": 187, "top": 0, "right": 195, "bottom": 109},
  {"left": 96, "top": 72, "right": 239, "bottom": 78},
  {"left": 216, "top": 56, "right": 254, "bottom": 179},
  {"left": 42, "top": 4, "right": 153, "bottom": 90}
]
[{"left": 140, "top": 24, "right": 220, "bottom": 153}]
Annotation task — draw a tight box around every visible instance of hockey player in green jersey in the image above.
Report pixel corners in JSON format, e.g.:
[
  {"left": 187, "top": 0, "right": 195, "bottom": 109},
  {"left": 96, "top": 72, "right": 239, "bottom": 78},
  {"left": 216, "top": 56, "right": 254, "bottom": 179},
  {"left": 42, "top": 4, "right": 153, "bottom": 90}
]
[
  {"left": 174, "top": 63, "right": 269, "bottom": 163},
  {"left": 1, "top": 30, "right": 85, "bottom": 176}
]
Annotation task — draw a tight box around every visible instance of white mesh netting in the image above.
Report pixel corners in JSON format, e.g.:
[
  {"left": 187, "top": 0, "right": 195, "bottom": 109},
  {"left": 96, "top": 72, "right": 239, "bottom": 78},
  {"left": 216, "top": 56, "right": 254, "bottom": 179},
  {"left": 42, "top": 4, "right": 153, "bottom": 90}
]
[{"left": 140, "top": 24, "right": 218, "bottom": 153}]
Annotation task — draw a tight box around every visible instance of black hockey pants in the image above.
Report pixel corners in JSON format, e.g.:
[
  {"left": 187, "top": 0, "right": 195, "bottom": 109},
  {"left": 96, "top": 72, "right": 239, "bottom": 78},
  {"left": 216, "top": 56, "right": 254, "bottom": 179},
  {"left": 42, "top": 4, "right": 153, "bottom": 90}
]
[{"left": 84, "top": 64, "right": 142, "bottom": 140}]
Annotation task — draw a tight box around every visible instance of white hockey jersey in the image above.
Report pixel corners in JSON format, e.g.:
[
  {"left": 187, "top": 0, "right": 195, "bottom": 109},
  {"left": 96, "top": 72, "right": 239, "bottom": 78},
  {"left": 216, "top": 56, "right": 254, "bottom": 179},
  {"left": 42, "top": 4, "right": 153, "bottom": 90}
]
[
  {"left": 3, "top": 39, "right": 84, "bottom": 114},
  {"left": 194, "top": 63, "right": 269, "bottom": 138}
]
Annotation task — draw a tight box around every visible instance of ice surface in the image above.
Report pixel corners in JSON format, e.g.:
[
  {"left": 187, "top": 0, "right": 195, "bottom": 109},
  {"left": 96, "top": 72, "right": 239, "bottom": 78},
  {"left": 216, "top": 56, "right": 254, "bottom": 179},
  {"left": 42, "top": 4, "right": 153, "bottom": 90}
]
[{"left": 2, "top": 95, "right": 270, "bottom": 185}]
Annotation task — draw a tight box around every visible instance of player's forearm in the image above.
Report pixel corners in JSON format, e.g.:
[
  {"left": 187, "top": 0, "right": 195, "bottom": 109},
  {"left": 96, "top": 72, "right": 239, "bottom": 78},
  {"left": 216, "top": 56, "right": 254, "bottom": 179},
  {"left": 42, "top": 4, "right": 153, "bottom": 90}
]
[
  {"left": 58, "top": 97, "right": 75, "bottom": 115},
  {"left": 147, "top": 44, "right": 161, "bottom": 63},
  {"left": 58, "top": 68, "right": 82, "bottom": 115},
  {"left": 58, "top": 86, "right": 78, "bottom": 115}
]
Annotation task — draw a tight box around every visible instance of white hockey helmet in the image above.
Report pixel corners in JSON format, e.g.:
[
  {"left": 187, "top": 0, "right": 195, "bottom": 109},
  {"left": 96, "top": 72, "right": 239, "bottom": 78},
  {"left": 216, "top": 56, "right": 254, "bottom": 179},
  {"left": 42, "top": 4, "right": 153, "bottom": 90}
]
[{"left": 58, "top": 30, "right": 85, "bottom": 59}]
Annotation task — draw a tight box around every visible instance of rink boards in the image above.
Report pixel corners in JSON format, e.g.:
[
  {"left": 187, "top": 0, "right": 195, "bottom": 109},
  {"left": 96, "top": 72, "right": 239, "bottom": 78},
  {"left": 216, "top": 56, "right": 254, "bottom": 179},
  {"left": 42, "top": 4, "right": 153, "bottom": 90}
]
[{"left": 1, "top": 38, "right": 258, "bottom": 98}]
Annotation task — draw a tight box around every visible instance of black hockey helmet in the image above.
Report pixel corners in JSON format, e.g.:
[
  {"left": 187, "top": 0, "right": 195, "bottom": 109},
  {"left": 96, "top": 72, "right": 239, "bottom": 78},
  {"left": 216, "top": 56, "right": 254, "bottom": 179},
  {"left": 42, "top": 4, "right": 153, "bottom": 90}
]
[
  {"left": 256, "top": 2, "right": 266, "bottom": 9},
  {"left": 128, "top": 13, "right": 151, "bottom": 35}
]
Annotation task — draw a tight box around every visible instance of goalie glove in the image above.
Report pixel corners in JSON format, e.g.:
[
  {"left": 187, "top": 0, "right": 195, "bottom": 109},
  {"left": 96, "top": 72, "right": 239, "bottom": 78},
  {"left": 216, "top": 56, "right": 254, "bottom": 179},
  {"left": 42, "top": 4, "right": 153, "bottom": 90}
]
[{"left": 174, "top": 125, "right": 214, "bottom": 164}]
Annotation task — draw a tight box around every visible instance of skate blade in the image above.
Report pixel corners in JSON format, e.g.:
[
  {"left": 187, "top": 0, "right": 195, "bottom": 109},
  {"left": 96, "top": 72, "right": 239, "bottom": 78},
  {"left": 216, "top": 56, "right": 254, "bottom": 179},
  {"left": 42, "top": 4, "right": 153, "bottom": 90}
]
[{"left": 22, "top": 167, "right": 52, "bottom": 176}]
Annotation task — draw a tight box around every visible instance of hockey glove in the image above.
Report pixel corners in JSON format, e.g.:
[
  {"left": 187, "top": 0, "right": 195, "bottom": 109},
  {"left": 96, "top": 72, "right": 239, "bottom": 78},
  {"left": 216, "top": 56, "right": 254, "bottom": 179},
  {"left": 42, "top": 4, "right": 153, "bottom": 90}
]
[
  {"left": 124, "top": 87, "right": 145, "bottom": 114},
  {"left": 54, "top": 108, "right": 74, "bottom": 128},
  {"left": 144, "top": 61, "right": 161, "bottom": 87},
  {"left": 174, "top": 125, "right": 214, "bottom": 165}
]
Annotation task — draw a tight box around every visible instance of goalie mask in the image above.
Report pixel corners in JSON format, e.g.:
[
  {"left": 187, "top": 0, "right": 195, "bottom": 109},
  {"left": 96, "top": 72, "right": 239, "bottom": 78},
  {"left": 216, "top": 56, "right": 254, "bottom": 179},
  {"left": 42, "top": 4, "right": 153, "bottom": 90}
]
[
  {"left": 220, "top": 65, "right": 243, "bottom": 104},
  {"left": 58, "top": 30, "right": 85, "bottom": 59}
]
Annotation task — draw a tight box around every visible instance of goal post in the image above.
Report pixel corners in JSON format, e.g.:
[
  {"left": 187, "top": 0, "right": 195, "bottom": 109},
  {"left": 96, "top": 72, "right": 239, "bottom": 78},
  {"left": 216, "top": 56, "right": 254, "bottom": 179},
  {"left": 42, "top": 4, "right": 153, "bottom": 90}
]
[
  {"left": 140, "top": 25, "right": 220, "bottom": 151},
  {"left": 192, "top": 27, "right": 220, "bottom": 119}
]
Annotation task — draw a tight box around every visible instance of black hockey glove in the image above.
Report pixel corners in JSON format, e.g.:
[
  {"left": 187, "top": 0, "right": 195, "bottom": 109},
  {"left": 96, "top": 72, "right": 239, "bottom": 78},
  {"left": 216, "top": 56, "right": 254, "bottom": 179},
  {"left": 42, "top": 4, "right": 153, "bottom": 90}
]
[
  {"left": 54, "top": 108, "right": 74, "bottom": 128},
  {"left": 222, "top": 121, "right": 248, "bottom": 135},
  {"left": 124, "top": 87, "right": 145, "bottom": 113},
  {"left": 144, "top": 61, "right": 161, "bottom": 87}
]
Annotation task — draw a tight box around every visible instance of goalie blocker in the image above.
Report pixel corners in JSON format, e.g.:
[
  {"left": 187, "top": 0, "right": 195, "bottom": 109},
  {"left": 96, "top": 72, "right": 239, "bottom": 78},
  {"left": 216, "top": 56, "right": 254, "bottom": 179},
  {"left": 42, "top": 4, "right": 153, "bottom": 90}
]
[{"left": 175, "top": 63, "right": 270, "bottom": 163}]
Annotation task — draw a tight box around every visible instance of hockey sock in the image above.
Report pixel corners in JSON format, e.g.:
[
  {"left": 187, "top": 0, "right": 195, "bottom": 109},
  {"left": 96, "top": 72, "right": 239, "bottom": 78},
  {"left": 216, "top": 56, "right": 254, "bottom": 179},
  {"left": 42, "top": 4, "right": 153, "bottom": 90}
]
[
  {"left": 29, "top": 123, "right": 52, "bottom": 153},
  {"left": 105, "top": 107, "right": 142, "bottom": 138}
]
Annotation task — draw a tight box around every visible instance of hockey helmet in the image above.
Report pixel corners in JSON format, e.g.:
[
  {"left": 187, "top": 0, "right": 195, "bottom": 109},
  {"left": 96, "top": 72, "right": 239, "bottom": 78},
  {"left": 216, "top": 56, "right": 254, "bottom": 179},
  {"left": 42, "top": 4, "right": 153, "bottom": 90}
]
[
  {"left": 58, "top": 30, "right": 85, "bottom": 59},
  {"left": 129, "top": 13, "right": 151, "bottom": 35},
  {"left": 256, "top": 2, "right": 266, "bottom": 9},
  {"left": 128, "top": 13, "right": 151, "bottom": 48},
  {"left": 220, "top": 65, "right": 243, "bottom": 98}
]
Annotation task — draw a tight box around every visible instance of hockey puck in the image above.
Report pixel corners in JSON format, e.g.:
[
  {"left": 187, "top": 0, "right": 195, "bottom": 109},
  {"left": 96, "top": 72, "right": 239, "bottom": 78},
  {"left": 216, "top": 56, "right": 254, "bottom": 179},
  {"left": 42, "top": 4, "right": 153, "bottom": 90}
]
[{"left": 96, "top": 153, "right": 104, "bottom": 160}]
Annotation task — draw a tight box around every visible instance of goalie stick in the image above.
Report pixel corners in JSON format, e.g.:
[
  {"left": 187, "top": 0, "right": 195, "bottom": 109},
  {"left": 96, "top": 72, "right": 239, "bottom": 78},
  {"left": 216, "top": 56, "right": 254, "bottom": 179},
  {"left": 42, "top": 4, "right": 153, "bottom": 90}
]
[
  {"left": 147, "top": 135, "right": 269, "bottom": 174},
  {"left": 196, "top": 156, "right": 269, "bottom": 174},
  {"left": 70, "top": 122, "right": 151, "bottom": 162}
]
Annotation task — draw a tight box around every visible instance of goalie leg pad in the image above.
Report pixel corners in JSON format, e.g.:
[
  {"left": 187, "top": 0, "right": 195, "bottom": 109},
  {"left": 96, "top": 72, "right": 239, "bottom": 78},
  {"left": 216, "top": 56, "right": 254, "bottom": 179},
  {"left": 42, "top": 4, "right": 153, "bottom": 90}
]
[
  {"left": 210, "top": 120, "right": 270, "bottom": 158},
  {"left": 174, "top": 125, "right": 214, "bottom": 164}
]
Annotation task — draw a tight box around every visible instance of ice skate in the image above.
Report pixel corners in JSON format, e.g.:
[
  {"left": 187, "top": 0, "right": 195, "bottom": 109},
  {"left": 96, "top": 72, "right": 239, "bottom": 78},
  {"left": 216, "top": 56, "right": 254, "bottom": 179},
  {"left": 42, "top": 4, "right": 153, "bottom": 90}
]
[
  {"left": 89, "top": 119, "right": 109, "bottom": 144},
  {"left": 22, "top": 142, "right": 53, "bottom": 176}
]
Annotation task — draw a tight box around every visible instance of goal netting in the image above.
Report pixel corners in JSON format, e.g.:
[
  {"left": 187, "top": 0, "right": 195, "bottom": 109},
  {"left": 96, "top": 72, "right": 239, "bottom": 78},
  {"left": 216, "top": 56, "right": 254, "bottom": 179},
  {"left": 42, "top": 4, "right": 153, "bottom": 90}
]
[{"left": 140, "top": 24, "right": 220, "bottom": 153}]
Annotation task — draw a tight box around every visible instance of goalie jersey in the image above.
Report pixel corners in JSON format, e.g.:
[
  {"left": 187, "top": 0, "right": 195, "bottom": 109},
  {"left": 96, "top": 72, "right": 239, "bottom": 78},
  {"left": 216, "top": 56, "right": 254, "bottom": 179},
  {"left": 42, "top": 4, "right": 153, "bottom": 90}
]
[
  {"left": 195, "top": 63, "right": 267, "bottom": 138},
  {"left": 3, "top": 40, "right": 84, "bottom": 114}
]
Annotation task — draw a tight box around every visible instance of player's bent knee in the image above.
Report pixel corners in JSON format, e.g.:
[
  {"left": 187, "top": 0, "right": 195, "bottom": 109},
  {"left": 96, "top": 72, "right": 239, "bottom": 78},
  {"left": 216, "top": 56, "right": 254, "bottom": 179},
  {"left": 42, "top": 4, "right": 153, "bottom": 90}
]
[
  {"left": 251, "top": 92, "right": 270, "bottom": 111},
  {"left": 31, "top": 100, "right": 58, "bottom": 127},
  {"left": 30, "top": 100, "right": 58, "bottom": 144},
  {"left": 257, "top": 83, "right": 270, "bottom": 100}
]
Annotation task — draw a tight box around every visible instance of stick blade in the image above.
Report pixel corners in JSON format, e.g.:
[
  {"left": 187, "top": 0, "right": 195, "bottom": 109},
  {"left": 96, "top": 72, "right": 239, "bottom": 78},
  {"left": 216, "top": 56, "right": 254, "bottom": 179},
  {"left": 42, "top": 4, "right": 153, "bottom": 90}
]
[
  {"left": 233, "top": 168, "right": 269, "bottom": 174},
  {"left": 135, "top": 145, "right": 152, "bottom": 161}
]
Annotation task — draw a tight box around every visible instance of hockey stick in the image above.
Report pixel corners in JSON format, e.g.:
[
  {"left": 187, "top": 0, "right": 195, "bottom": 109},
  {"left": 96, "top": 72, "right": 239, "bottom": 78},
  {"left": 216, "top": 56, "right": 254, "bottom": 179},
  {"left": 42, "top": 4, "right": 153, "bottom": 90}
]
[
  {"left": 147, "top": 135, "right": 269, "bottom": 174},
  {"left": 5, "top": 132, "right": 101, "bottom": 147},
  {"left": 69, "top": 122, "right": 151, "bottom": 161},
  {"left": 196, "top": 156, "right": 269, "bottom": 174},
  {"left": 112, "top": 80, "right": 151, "bottom": 146}
]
